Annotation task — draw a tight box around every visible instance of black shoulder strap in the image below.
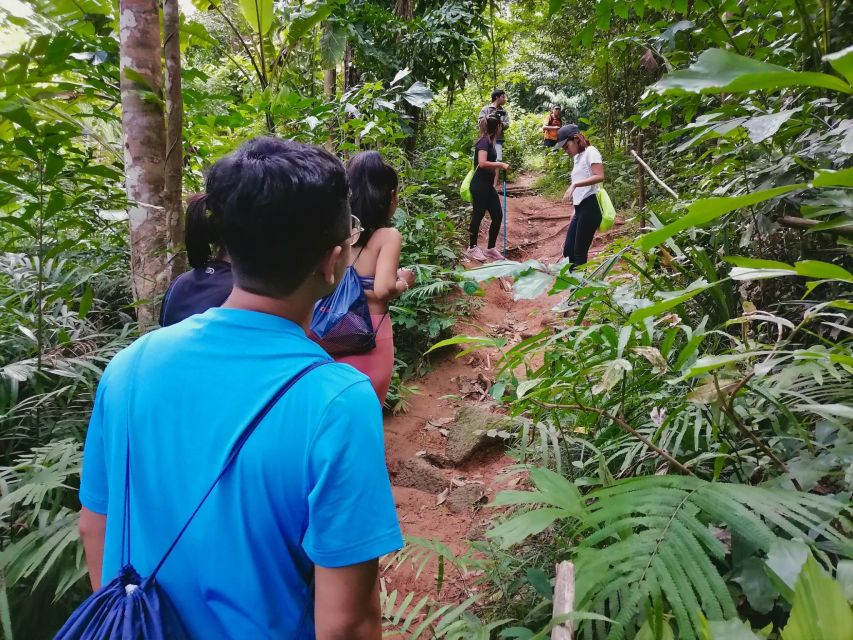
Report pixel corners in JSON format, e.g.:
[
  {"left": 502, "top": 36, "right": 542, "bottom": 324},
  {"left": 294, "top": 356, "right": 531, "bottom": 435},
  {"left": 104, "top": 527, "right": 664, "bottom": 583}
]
[{"left": 149, "top": 359, "right": 331, "bottom": 578}]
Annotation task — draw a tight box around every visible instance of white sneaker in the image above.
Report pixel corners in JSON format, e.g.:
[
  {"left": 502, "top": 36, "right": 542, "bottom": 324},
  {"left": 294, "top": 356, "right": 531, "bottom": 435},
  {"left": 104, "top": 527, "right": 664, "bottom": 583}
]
[
  {"left": 464, "top": 246, "right": 487, "bottom": 262},
  {"left": 484, "top": 247, "right": 504, "bottom": 261}
]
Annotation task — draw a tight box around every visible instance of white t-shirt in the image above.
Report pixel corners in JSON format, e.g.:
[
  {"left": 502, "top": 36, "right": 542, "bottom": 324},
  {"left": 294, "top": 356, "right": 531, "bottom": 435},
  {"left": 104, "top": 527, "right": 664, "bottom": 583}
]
[{"left": 571, "top": 145, "right": 603, "bottom": 205}]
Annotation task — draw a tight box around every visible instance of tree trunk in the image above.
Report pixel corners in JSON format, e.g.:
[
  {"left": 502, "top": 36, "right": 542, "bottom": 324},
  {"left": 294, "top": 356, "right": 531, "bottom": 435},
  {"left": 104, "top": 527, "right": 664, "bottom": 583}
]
[
  {"left": 119, "top": 0, "right": 169, "bottom": 326},
  {"left": 163, "top": 0, "right": 185, "bottom": 278},
  {"left": 394, "top": 0, "right": 413, "bottom": 20},
  {"left": 343, "top": 43, "right": 355, "bottom": 91},
  {"left": 323, "top": 65, "right": 337, "bottom": 152}
]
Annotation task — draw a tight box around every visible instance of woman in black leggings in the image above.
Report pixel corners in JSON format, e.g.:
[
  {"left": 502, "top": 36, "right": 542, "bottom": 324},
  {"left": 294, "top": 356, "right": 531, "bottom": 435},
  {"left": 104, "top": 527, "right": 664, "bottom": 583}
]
[
  {"left": 465, "top": 115, "right": 510, "bottom": 262},
  {"left": 553, "top": 124, "right": 605, "bottom": 268}
]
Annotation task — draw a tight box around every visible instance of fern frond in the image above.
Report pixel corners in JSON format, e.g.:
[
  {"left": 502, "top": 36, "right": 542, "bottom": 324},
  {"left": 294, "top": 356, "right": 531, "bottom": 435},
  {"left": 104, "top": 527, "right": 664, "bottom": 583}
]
[
  {"left": 492, "top": 474, "right": 849, "bottom": 640},
  {"left": 380, "top": 587, "right": 483, "bottom": 639}
]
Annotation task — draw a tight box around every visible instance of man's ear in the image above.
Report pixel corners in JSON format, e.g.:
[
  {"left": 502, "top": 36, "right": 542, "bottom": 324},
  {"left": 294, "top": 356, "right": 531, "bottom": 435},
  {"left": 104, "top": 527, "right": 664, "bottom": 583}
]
[{"left": 319, "top": 244, "right": 344, "bottom": 286}]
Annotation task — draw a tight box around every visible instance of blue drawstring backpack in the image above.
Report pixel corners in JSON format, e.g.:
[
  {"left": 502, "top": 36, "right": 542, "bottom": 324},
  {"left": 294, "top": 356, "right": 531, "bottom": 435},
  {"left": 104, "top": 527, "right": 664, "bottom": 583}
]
[
  {"left": 310, "top": 248, "right": 387, "bottom": 357},
  {"left": 55, "top": 350, "right": 329, "bottom": 640}
]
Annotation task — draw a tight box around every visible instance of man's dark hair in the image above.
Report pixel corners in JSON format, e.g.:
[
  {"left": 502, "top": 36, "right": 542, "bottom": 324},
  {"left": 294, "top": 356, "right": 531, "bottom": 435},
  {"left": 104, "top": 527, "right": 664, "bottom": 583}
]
[
  {"left": 205, "top": 137, "right": 350, "bottom": 297},
  {"left": 491, "top": 89, "right": 506, "bottom": 102},
  {"left": 347, "top": 151, "right": 399, "bottom": 248}
]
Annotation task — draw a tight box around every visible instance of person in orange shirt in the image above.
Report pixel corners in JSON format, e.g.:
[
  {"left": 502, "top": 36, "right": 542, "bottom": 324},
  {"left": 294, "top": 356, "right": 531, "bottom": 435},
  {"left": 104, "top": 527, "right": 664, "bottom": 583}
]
[{"left": 543, "top": 104, "right": 562, "bottom": 147}]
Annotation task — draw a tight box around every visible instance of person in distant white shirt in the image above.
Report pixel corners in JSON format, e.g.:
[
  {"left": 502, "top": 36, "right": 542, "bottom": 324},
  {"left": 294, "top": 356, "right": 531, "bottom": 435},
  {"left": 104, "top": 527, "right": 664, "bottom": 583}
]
[
  {"left": 478, "top": 89, "right": 510, "bottom": 188},
  {"left": 553, "top": 124, "right": 605, "bottom": 268}
]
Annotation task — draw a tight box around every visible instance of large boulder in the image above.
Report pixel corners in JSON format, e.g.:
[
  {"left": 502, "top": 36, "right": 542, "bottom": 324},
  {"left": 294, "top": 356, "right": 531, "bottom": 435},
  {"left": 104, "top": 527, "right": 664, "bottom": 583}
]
[
  {"left": 394, "top": 457, "right": 447, "bottom": 494},
  {"left": 445, "top": 406, "right": 513, "bottom": 465}
]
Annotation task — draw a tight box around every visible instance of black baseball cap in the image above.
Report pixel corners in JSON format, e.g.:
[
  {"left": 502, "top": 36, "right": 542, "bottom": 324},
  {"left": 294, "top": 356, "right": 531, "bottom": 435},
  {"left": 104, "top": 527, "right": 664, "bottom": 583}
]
[{"left": 553, "top": 124, "right": 580, "bottom": 149}]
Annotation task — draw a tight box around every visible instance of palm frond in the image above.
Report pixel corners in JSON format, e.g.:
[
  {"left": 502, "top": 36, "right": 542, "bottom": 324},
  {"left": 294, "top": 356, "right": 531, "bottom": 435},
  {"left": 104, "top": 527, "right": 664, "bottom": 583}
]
[{"left": 489, "top": 472, "right": 850, "bottom": 640}]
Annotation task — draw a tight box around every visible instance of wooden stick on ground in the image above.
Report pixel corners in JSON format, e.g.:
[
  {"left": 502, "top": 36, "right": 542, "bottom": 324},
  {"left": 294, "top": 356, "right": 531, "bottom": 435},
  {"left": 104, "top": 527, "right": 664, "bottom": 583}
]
[
  {"left": 777, "top": 215, "right": 853, "bottom": 236},
  {"left": 552, "top": 561, "right": 575, "bottom": 640},
  {"left": 630, "top": 150, "right": 680, "bottom": 200}
]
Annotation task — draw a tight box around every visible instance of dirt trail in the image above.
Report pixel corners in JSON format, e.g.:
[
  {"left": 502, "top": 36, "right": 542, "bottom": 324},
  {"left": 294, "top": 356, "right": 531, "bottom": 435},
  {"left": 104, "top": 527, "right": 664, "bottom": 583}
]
[{"left": 380, "top": 172, "right": 622, "bottom": 602}]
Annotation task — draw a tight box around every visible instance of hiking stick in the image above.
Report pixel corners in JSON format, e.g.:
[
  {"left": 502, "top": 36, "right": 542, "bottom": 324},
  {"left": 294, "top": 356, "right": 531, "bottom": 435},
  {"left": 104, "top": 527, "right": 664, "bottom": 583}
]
[{"left": 502, "top": 174, "right": 507, "bottom": 257}]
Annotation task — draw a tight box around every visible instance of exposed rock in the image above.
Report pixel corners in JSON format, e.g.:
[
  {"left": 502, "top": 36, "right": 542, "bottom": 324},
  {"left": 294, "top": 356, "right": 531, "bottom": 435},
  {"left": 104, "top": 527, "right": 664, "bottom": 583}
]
[
  {"left": 421, "top": 451, "right": 454, "bottom": 468},
  {"left": 394, "top": 457, "right": 447, "bottom": 494},
  {"left": 445, "top": 483, "right": 487, "bottom": 514},
  {"left": 445, "top": 405, "right": 513, "bottom": 465}
]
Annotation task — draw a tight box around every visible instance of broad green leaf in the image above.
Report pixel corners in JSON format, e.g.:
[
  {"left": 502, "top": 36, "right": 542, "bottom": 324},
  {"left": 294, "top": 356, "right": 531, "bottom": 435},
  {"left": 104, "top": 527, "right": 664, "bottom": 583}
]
[
  {"left": 320, "top": 23, "right": 347, "bottom": 68},
  {"left": 765, "top": 539, "right": 810, "bottom": 602},
  {"left": 824, "top": 44, "right": 853, "bottom": 85},
  {"left": 529, "top": 467, "right": 583, "bottom": 512},
  {"left": 513, "top": 269, "right": 555, "bottom": 300},
  {"left": 464, "top": 259, "right": 542, "bottom": 281},
  {"left": 636, "top": 620, "right": 674, "bottom": 640},
  {"left": 592, "top": 357, "right": 632, "bottom": 394},
  {"left": 781, "top": 556, "right": 853, "bottom": 640},
  {"left": 813, "top": 166, "right": 853, "bottom": 188},
  {"left": 516, "top": 378, "right": 544, "bottom": 399},
  {"left": 796, "top": 403, "right": 853, "bottom": 420},
  {"left": 636, "top": 184, "right": 805, "bottom": 251},
  {"left": 793, "top": 260, "right": 853, "bottom": 282},
  {"left": 743, "top": 110, "right": 797, "bottom": 143},
  {"left": 488, "top": 508, "right": 570, "bottom": 548},
  {"left": 526, "top": 568, "right": 553, "bottom": 600},
  {"left": 78, "top": 286, "right": 93, "bottom": 319},
  {"left": 238, "top": 0, "right": 273, "bottom": 34},
  {"left": 288, "top": 1, "right": 338, "bottom": 45},
  {"left": 725, "top": 257, "right": 796, "bottom": 270},
  {"left": 390, "top": 68, "right": 411, "bottom": 87},
  {"left": 191, "top": 0, "right": 220, "bottom": 10},
  {"left": 179, "top": 20, "right": 217, "bottom": 50},
  {"left": 685, "top": 351, "right": 772, "bottom": 378},
  {"left": 527, "top": 612, "right": 614, "bottom": 640},
  {"left": 732, "top": 557, "right": 778, "bottom": 614},
  {"left": 628, "top": 279, "right": 715, "bottom": 323},
  {"left": 837, "top": 560, "right": 853, "bottom": 602},
  {"left": 707, "top": 619, "right": 763, "bottom": 640},
  {"left": 654, "top": 48, "right": 852, "bottom": 95},
  {"left": 402, "top": 81, "right": 434, "bottom": 108},
  {"left": 425, "top": 335, "right": 501, "bottom": 355},
  {"left": 729, "top": 267, "right": 797, "bottom": 280}
]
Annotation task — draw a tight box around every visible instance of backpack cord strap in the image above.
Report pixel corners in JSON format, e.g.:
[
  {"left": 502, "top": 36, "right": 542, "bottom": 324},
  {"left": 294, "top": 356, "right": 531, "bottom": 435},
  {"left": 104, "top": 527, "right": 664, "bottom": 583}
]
[
  {"left": 150, "top": 359, "right": 331, "bottom": 579},
  {"left": 350, "top": 245, "right": 366, "bottom": 267},
  {"left": 120, "top": 334, "right": 156, "bottom": 567}
]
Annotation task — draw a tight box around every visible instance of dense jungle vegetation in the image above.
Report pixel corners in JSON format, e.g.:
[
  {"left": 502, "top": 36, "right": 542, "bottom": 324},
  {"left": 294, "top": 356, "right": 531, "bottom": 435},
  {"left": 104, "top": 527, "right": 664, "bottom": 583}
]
[{"left": 0, "top": 0, "right": 851, "bottom": 638}]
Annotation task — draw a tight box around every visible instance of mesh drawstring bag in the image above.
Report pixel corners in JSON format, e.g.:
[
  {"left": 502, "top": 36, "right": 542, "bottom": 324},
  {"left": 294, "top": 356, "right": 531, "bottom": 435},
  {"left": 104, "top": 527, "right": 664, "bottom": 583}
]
[{"left": 310, "top": 264, "right": 385, "bottom": 356}]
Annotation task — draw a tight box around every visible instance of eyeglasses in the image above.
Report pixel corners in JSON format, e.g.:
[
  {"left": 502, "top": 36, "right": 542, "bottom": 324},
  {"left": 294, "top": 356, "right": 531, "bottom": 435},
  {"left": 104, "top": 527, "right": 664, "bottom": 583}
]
[{"left": 349, "top": 214, "right": 364, "bottom": 246}]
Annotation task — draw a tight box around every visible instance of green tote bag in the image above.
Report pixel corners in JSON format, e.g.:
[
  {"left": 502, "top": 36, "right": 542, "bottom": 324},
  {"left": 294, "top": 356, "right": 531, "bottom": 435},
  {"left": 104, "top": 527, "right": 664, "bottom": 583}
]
[
  {"left": 459, "top": 168, "right": 475, "bottom": 203},
  {"left": 597, "top": 187, "right": 616, "bottom": 232}
]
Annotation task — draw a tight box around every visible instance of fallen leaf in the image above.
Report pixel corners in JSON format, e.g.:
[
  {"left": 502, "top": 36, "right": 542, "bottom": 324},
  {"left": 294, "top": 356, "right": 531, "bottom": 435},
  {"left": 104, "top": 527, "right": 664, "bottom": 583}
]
[{"left": 436, "top": 488, "right": 449, "bottom": 506}]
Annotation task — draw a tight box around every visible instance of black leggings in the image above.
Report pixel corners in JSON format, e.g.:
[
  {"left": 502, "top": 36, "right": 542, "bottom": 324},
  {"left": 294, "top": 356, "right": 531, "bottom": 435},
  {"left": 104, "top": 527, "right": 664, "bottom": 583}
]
[
  {"left": 469, "top": 179, "right": 503, "bottom": 248},
  {"left": 563, "top": 194, "right": 602, "bottom": 267}
]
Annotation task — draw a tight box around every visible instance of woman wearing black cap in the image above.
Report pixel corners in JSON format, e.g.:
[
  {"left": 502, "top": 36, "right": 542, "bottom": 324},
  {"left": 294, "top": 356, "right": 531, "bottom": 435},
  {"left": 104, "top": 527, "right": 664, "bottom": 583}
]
[{"left": 554, "top": 124, "right": 605, "bottom": 268}]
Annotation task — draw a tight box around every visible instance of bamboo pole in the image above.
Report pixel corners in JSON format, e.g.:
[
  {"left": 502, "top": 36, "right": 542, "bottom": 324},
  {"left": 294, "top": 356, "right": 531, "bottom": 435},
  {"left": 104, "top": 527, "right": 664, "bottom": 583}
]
[
  {"left": 630, "top": 149, "right": 679, "bottom": 199},
  {"left": 551, "top": 561, "right": 575, "bottom": 640}
]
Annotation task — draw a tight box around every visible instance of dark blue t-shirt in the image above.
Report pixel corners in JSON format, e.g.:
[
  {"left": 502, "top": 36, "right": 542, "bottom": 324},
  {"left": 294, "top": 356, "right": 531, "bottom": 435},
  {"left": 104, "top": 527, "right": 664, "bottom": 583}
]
[{"left": 160, "top": 261, "right": 233, "bottom": 327}]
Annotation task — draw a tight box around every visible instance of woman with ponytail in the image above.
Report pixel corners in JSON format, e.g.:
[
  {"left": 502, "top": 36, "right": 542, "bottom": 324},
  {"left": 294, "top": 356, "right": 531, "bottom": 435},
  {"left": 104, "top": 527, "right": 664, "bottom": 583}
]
[
  {"left": 332, "top": 151, "right": 414, "bottom": 406},
  {"left": 159, "top": 193, "right": 234, "bottom": 326}
]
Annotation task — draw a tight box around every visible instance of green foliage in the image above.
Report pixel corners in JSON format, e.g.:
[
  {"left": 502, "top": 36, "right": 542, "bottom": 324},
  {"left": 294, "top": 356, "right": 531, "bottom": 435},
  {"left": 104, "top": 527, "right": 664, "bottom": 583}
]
[{"left": 488, "top": 472, "right": 849, "bottom": 639}]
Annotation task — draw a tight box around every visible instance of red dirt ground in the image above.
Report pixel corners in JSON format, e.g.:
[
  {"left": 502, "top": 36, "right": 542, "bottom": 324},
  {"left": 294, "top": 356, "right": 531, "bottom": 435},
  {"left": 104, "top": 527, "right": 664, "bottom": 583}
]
[{"left": 380, "top": 173, "right": 627, "bottom": 606}]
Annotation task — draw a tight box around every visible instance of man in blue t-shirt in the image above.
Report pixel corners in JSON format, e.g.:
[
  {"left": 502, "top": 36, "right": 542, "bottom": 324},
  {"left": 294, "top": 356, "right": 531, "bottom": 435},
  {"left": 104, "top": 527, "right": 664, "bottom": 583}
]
[{"left": 78, "top": 138, "right": 403, "bottom": 639}]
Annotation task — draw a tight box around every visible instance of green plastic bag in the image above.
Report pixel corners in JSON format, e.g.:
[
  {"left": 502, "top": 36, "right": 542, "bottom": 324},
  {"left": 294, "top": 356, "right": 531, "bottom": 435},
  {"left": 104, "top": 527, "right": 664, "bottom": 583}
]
[
  {"left": 597, "top": 187, "right": 616, "bottom": 232},
  {"left": 460, "top": 168, "right": 475, "bottom": 203}
]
